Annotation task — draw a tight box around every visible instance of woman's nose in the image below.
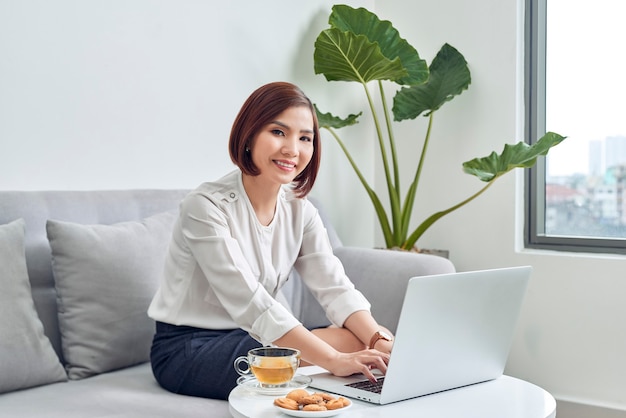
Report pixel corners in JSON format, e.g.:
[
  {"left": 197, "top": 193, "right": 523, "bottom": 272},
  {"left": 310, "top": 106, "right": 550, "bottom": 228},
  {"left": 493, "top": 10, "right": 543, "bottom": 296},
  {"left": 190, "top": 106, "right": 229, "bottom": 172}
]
[{"left": 281, "top": 137, "right": 298, "bottom": 156}]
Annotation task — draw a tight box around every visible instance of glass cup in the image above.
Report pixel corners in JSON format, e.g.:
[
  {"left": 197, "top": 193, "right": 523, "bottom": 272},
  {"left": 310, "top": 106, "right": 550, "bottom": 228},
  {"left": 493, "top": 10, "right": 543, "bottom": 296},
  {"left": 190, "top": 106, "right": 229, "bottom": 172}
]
[{"left": 234, "top": 347, "right": 301, "bottom": 388}]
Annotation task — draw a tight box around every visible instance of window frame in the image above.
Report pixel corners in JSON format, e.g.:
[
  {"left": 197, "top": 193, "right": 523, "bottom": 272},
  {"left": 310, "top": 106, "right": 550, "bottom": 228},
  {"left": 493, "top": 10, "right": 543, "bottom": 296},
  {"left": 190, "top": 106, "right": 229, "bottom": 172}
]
[{"left": 524, "top": 0, "right": 626, "bottom": 256}]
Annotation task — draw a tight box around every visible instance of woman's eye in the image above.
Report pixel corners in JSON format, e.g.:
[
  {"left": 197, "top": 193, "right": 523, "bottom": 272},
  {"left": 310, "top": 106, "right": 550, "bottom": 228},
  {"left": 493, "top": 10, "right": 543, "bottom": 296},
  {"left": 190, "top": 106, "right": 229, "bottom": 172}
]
[
  {"left": 300, "top": 136, "right": 313, "bottom": 142},
  {"left": 271, "top": 129, "right": 285, "bottom": 136}
]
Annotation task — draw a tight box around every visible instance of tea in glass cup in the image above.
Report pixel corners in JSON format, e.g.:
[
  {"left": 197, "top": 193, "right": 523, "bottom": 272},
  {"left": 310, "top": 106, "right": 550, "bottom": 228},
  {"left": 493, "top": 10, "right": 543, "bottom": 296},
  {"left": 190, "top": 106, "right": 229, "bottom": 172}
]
[{"left": 234, "top": 347, "right": 300, "bottom": 387}]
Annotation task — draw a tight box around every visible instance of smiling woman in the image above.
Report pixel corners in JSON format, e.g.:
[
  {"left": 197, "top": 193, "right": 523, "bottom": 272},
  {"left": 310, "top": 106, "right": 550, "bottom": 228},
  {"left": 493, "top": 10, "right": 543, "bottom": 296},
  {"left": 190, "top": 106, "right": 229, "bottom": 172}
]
[
  {"left": 228, "top": 82, "right": 322, "bottom": 199},
  {"left": 147, "top": 81, "right": 394, "bottom": 401}
]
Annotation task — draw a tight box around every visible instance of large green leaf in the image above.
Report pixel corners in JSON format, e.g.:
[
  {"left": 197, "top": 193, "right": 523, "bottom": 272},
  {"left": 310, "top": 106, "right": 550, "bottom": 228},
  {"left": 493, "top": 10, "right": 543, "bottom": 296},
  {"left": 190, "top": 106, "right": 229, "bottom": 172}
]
[
  {"left": 314, "top": 28, "right": 407, "bottom": 83},
  {"left": 393, "top": 43, "right": 471, "bottom": 121},
  {"left": 327, "top": 4, "right": 428, "bottom": 86},
  {"left": 314, "top": 104, "right": 362, "bottom": 129},
  {"left": 462, "top": 132, "right": 567, "bottom": 182}
]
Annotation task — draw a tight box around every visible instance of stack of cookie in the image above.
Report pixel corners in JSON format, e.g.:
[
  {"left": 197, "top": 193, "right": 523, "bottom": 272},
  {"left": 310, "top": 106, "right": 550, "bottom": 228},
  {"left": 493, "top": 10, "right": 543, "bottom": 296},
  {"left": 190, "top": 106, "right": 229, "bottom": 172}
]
[{"left": 274, "top": 389, "right": 351, "bottom": 412}]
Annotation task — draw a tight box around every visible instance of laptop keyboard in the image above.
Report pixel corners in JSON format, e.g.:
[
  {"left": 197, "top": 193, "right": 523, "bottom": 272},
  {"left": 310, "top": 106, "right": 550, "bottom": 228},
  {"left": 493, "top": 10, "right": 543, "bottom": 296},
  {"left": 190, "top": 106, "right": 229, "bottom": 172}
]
[{"left": 346, "top": 377, "right": 385, "bottom": 394}]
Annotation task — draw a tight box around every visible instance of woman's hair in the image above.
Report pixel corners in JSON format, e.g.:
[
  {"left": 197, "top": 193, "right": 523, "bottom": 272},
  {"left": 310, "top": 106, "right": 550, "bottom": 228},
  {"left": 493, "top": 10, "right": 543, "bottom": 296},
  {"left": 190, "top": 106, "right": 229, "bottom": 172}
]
[{"left": 229, "top": 81, "right": 321, "bottom": 198}]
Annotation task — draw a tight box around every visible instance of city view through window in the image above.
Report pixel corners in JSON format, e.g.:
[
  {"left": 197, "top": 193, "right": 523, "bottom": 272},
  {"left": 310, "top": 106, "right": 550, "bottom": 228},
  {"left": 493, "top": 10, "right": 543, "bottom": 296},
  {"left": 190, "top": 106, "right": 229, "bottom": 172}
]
[
  {"left": 543, "top": 0, "right": 626, "bottom": 240},
  {"left": 546, "top": 136, "right": 626, "bottom": 238}
]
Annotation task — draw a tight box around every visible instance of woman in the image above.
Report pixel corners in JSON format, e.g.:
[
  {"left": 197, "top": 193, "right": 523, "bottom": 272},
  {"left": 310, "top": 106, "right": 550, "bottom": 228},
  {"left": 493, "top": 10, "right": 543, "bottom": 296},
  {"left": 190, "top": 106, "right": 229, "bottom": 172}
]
[{"left": 148, "top": 81, "right": 393, "bottom": 400}]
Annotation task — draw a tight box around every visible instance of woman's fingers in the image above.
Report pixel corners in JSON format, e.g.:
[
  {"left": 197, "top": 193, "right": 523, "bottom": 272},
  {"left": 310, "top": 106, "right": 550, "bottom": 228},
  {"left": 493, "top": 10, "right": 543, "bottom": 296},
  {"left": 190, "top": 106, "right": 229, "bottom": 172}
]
[
  {"left": 371, "top": 352, "right": 389, "bottom": 373},
  {"left": 361, "top": 364, "right": 378, "bottom": 383},
  {"left": 355, "top": 349, "right": 390, "bottom": 382}
]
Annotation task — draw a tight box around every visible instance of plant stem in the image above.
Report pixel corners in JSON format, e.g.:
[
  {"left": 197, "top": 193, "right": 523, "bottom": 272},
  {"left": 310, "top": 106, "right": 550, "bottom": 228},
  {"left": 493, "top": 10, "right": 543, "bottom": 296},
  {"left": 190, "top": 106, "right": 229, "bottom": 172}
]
[
  {"left": 362, "top": 83, "right": 391, "bottom": 187},
  {"left": 401, "top": 112, "right": 434, "bottom": 238},
  {"left": 403, "top": 178, "right": 496, "bottom": 250},
  {"left": 378, "top": 81, "right": 400, "bottom": 194},
  {"left": 326, "top": 127, "right": 394, "bottom": 246},
  {"left": 378, "top": 81, "right": 403, "bottom": 244},
  {"left": 362, "top": 82, "right": 402, "bottom": 246}
]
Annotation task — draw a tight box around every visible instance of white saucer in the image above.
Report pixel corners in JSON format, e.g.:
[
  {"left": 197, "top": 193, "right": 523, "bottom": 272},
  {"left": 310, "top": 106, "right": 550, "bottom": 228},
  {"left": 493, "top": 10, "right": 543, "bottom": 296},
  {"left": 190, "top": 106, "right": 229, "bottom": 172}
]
[
  {"left": 274, "top": 401, "right": 352, "bottom": 417},
  {"left": 236, "top": 374, "right": 312, "bottom": 395}
]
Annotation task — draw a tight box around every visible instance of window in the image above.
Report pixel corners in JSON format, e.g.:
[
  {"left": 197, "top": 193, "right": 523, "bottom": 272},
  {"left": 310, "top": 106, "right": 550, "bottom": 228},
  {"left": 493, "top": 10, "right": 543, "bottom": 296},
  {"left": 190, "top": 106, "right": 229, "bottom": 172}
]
[{"left": 526, "top": 0, "right": 626, "bottom": 254}]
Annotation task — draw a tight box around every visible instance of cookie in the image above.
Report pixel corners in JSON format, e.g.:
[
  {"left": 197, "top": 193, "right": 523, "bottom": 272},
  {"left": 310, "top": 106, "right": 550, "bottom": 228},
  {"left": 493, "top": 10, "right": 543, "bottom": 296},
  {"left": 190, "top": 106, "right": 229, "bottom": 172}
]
[
  {"left": 273, "top": 397, "right": 299, "bottom": 410},
  {"left": 339, "top": 396, "right": 351, "bottom": 407},
  {"left": 300, "top": 394, "right": 324, "bottom": 405},
  {"left": 285, "top": 388, "right": 310, "bottom": 403},
  {"left": 313, "top": 392, "right": 336, "bottom": 402},
  {"left": 303, "top": 404, "right": 328, "bottom": 411},
  {"left": 325, "top": 399, "right": 345, "bottom": 410}
]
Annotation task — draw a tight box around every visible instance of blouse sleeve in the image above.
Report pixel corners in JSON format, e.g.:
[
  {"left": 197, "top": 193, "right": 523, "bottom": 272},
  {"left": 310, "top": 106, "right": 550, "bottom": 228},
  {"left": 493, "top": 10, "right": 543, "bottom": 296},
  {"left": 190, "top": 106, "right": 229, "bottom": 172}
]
[
  {"left": 180, "top": 192, "right": 300, "bottom": 345},
  {"left": 294, "top": 202, "right": 371, "bottom": 327}
]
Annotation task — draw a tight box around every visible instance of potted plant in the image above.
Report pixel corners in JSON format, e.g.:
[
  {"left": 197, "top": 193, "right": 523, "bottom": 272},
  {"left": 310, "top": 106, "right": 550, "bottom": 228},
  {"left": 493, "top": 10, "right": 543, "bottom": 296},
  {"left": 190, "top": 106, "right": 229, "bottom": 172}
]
[{"left": 313, "top": 4, "right": 565, "bottom": 251}]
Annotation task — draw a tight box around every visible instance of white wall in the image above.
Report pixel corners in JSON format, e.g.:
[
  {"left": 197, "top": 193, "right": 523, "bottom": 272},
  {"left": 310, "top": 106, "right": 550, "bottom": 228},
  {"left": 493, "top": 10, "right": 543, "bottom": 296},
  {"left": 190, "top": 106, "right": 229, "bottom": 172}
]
[
  {"left": 2, "top": 0, "right": 625, "bottom": 411},
  {"left": 0, "top": 0, "right": 376, "bottom": 245}
]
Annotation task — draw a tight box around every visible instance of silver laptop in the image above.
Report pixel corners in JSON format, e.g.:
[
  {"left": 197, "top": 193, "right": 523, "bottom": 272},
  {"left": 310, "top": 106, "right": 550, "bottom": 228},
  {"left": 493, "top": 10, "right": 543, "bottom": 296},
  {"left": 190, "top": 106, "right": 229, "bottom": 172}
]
[{"left": 309, "top": 266, "right": 531, "bottom": 405}]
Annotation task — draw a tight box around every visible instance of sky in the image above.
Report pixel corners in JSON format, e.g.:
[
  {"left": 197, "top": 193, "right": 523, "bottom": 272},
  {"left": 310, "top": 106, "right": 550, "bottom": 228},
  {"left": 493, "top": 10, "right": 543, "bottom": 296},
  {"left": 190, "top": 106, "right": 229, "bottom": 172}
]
[{"left": 545, "top": 0, "right": 626, "bottom": 176}]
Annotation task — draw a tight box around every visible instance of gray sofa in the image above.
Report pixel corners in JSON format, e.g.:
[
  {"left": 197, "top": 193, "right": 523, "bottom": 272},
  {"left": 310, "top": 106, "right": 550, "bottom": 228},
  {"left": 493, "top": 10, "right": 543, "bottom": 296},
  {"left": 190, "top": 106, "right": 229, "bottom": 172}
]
[{"left": 0, "top": 189, "right": 455, "bottom": 417}]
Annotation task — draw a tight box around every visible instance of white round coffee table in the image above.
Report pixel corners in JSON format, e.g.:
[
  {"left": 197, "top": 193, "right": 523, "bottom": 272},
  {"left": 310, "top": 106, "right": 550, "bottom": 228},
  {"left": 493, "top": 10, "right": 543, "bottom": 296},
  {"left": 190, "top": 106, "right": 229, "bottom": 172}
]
[{"left": 229, "top": 366, "right": 556, "bottom": 418}]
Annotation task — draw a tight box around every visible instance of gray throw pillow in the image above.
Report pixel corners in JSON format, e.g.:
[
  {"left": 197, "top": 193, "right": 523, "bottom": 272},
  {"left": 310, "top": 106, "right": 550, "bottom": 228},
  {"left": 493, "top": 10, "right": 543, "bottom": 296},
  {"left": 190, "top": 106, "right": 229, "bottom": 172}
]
[
  {"left": 0, "top": 219, "right": 67, "bottom": 393},
  {"left": 46, "top": 211, "right": 176, "bottom": 379}
]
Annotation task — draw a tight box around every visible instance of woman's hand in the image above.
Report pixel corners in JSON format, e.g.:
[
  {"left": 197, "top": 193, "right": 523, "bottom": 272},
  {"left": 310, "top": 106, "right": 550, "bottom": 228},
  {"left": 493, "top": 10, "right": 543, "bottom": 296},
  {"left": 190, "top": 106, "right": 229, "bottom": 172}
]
[
  {"left": 274, "top": 324, "right": 391, "bottom": 383},
  {"left": 328, "top": 349, "right": 390, "bottom": 383}
]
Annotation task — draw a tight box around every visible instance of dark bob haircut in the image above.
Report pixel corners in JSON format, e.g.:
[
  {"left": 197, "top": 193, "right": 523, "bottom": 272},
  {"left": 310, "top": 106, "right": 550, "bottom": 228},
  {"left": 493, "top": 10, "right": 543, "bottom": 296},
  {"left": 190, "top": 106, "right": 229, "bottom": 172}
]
[{"left": 229, "top": 81, "right": 321, "bottom": 198}]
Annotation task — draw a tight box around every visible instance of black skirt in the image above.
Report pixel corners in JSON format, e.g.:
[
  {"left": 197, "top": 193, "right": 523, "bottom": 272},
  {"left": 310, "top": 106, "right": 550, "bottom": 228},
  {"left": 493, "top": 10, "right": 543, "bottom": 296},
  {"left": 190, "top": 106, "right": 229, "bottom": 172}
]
[{"left": 150, "top": 322, "right": 262, "bottom": 400}]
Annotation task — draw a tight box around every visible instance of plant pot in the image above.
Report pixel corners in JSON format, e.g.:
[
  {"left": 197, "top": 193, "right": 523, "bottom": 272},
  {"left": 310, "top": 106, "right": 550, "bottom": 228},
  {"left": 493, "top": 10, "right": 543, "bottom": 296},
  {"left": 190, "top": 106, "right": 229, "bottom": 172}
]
[
  {"left": 413, "top": 248, "right": 450, "bottom": 259},
  {"left": 387, "top": 246, "right": 450, "bottom": 259}
]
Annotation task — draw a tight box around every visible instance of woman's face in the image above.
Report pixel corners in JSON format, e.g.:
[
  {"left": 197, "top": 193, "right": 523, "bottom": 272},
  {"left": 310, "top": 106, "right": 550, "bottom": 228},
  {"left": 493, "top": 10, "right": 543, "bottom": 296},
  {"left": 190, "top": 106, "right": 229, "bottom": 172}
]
[{"left": 250, "top": 105, "right": 314, "bottom": 187}]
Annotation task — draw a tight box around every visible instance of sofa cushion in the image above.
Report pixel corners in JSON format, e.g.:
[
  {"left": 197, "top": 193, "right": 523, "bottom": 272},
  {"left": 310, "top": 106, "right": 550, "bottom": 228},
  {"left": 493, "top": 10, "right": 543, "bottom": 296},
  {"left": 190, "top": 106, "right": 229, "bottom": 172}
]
[
  {"left": 0, "top": 363, "right": 230, "bottom": 418},
  {"left": 46, "top": 211, "right": 177, "bottom": 379},
  {"left": 0, "top": 219, "right": 67, "bottom": 393}
]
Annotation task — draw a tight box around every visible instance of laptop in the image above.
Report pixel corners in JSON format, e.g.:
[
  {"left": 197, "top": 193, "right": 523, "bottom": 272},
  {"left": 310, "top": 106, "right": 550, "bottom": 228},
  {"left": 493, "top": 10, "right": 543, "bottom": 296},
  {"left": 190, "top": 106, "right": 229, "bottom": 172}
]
[{"left": 309, "top": 266, "right": 532, "bottom": 405}]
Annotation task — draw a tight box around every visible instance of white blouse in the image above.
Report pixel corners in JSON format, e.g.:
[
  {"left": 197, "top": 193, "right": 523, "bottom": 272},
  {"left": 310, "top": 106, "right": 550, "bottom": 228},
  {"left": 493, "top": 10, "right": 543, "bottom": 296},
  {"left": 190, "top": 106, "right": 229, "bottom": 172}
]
[{"left": 147, "top": 170, "right": 370, "bottom": 345}]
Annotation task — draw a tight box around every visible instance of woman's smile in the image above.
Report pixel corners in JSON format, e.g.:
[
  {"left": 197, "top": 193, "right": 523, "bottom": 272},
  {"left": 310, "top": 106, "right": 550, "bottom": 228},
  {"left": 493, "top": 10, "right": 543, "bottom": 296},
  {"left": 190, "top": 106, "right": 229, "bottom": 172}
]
[{"left": 274, "top": 159, "right": 296, "bottom": 171}]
